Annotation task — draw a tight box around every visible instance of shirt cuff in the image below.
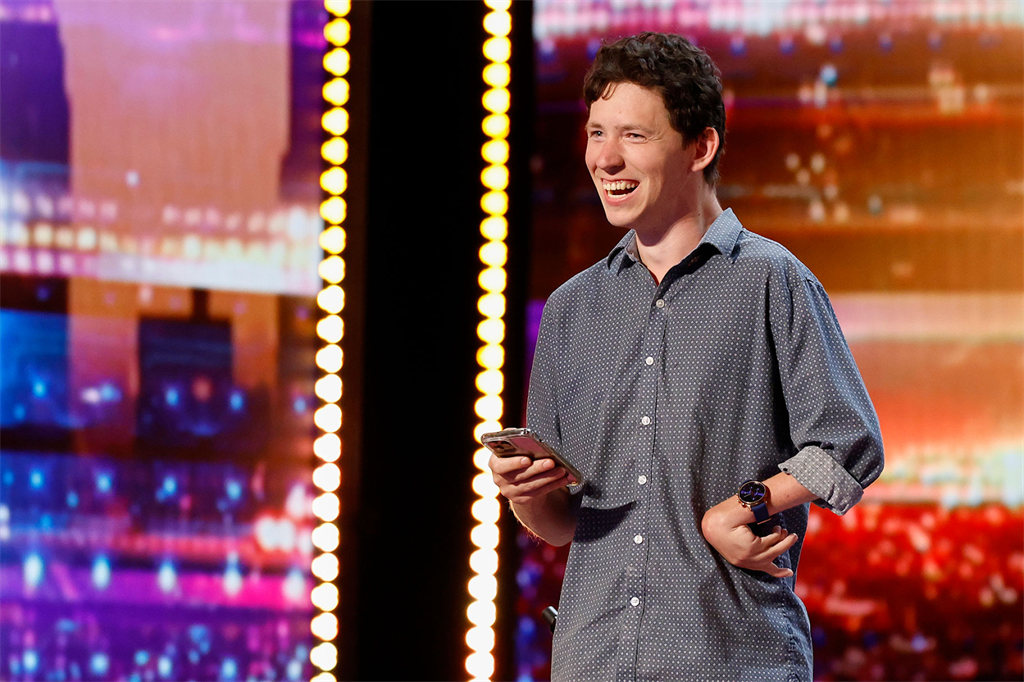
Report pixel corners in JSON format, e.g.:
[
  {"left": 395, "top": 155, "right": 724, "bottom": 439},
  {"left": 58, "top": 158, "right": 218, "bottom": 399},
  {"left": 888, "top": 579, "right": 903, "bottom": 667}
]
[{"left": 778, "top": 445, "right": 863, "bottom": 515}]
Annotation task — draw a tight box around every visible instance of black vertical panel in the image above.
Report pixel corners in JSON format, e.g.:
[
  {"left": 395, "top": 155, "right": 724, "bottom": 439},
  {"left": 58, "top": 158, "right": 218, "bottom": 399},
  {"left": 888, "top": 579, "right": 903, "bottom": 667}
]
[{"left": 357, "top": 3, "right": 486, "bottom": 680}]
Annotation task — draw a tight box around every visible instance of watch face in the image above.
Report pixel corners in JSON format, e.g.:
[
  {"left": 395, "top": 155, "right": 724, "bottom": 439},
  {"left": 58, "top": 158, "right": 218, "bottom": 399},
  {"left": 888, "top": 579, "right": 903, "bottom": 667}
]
[{"left": 738, "top": 480, "right": 767, "bottom": 504}]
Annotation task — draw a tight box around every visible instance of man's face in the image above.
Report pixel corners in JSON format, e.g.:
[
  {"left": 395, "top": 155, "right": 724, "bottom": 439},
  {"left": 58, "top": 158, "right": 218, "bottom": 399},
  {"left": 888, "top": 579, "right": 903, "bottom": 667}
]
[{"left": 585, "top": 82, "right": 697, "bottom": 233}]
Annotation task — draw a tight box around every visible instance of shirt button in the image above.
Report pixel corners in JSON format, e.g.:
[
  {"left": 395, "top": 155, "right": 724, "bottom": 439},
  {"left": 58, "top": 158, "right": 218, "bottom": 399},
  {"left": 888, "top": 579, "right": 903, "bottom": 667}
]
[
  {"left": 644, "top": 356, "right": 654, "bottom": 366},
  {"left": 655, "top": 299, "right": 666, "bottom": 308},
  {"left": 640, "top": 416, "right": 651, "bottom": 426},
  {"left": 634, "top": 534, "right": 643, "bottom": 544},
  {"left": 638, "top": 475, "right": 647, "bottom": 485},
  {"left": 630, "top": 597, "right": 640, "bottom": 607}
]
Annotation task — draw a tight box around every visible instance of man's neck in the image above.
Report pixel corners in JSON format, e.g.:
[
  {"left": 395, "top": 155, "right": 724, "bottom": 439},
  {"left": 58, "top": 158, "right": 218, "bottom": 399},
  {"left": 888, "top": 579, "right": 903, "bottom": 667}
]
[{"left": 635, "top": 190, "right": 724, "bottom": 285}]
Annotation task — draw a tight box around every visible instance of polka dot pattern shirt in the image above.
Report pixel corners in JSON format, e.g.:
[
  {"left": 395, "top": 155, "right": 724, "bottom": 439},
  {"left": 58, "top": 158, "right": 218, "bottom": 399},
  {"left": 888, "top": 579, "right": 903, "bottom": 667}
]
[{"left": 526, "top": 209, "right": 884, "bottom": 682}]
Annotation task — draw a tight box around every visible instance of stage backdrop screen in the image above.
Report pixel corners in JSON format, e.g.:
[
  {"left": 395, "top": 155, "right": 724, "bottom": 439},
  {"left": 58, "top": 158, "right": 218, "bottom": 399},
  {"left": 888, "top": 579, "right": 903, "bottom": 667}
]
[
  {"left": 517, "top": 2, "right": 1024, "bottom": 681},
  {"left": 0, "top": 2, "right": 328, "bottom": 681}
]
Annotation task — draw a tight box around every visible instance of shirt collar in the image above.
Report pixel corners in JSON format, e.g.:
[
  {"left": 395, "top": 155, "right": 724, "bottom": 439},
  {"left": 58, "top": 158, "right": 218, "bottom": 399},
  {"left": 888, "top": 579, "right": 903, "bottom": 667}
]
[{"left": 605, "top": 208, "right": 744, "bottom": 271}]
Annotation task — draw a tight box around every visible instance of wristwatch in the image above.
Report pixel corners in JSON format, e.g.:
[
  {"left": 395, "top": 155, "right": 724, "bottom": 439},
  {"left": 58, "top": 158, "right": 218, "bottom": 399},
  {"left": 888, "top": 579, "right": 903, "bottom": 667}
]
[{"left": 737, "top": 480, "right": 772, "bottom": 524}]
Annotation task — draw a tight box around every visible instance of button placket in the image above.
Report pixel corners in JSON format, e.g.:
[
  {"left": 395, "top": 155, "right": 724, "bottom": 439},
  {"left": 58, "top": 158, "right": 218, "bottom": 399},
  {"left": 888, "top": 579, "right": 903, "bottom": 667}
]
[{"left": 624, "top": 290, "right": 666, "bottom": 660}]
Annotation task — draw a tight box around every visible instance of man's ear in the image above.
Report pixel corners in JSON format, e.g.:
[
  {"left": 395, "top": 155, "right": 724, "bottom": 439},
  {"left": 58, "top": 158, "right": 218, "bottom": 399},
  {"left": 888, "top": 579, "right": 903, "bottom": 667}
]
[{"left": 690, "top": 127, "right": 720, "bottom": 173}]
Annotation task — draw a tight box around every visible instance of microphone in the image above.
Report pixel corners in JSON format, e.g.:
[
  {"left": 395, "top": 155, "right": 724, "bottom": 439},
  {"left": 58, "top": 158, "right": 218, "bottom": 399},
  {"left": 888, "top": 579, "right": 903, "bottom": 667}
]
[{"left": 541, "top": 606, "right": 558, "bottom": 632}]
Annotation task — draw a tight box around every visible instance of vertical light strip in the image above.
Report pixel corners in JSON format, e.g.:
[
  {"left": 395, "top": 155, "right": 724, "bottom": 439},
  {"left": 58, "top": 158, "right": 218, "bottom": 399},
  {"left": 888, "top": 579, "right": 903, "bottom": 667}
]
[
  {"left": 310, "top": 1, "right": 351, "bottom": 680},
  {"left": 467, "top": 2, "right": 512, "bottom": 681}
]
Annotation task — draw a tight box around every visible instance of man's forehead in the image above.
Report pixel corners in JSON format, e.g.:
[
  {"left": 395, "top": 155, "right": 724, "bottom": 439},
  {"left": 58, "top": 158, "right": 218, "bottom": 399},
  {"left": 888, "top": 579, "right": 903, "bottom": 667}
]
[{"left": 586, "top": 82, "right": 670, "bottom": 126}]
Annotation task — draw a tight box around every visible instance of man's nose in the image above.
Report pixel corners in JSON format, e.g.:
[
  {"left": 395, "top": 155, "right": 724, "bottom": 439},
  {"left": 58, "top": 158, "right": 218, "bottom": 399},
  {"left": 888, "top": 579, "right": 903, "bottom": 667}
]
[{"left": 595, "top": 139, "right": 625, "bottom": 172}]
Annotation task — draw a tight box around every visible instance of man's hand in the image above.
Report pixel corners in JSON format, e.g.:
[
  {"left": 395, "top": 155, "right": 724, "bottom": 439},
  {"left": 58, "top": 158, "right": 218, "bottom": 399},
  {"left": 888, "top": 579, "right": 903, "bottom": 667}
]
[
  {"left": 489, "top": 454, "right": 577, "bottom": 505},
  {"left": 700, "top": 497, "right": 799, "bottom": 578}
]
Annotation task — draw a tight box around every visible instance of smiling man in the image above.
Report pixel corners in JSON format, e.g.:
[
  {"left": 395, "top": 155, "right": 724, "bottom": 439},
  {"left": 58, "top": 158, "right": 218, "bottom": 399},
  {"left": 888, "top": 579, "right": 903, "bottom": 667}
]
[{"left": 489, "top": 33, "right": 884, "bottom": 682}]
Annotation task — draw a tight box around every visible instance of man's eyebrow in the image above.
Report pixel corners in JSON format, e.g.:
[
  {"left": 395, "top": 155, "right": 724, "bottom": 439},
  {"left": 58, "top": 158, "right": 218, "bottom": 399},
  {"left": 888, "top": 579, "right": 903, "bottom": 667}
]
[{"left": 585, "top": 121, "right": 656, "bottom": 134}]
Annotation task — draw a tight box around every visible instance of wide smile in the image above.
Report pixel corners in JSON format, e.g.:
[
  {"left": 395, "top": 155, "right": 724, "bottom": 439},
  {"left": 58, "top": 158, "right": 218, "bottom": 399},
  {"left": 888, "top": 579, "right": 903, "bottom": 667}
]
[{"left": 601, "top": 179, "right": 640, "bottom": 204}]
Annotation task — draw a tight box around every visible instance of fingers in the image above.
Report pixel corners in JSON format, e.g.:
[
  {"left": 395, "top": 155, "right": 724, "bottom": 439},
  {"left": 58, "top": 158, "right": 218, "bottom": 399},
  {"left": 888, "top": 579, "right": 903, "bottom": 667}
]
[
  {"left": 488, "top": 454, "right": 532, "bottom": 475},
  {"left": 747, "top": 526, "right": 799, "bottom": 577},
  {"left": 490, "top": 455, "right": 563, "bottom": 483},
  {"left": 489, "top": 454, "right": 571, "bottom": 502}
]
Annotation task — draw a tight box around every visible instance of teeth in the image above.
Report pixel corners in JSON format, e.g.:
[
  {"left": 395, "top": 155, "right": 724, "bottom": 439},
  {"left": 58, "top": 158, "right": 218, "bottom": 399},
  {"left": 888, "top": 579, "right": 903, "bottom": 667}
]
[{"left": 603, "top": 180, "right": 639, "bottom": 192}]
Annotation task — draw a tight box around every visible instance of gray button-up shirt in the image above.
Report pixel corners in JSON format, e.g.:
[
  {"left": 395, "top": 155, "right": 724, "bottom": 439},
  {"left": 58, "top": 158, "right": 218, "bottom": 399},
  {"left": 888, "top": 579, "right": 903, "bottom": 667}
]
[{"left": 526, "top": 209, "right": 884, "bottom": 682}]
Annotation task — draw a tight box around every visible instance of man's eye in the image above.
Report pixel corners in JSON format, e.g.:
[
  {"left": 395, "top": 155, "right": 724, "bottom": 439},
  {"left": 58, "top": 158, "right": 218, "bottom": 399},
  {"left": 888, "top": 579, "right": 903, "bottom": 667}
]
[
  {"left": 589, "top": 130, "right": 603, "bottom": 138},
  {"left": 626, "top": 133, "right": 645, "bottom": 140}
]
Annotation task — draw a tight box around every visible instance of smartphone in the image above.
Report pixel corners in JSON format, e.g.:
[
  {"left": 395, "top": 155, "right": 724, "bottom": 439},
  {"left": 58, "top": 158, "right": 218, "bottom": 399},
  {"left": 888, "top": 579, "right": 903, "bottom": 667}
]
[{"left": 481, "top": 427, "right": 583, "bottom": 484}]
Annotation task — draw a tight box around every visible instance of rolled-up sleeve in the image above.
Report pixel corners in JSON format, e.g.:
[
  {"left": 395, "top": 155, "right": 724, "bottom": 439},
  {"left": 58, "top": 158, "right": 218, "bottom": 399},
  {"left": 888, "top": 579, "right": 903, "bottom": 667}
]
[{"left": 770, "top": 270, "right": 884, "bottom": 515}]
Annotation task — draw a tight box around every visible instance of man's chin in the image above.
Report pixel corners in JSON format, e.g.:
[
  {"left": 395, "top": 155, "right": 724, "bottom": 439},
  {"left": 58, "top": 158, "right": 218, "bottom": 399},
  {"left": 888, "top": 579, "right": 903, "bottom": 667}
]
[{"left": 601, "top": 206, "right": 636, "bottom": 229}]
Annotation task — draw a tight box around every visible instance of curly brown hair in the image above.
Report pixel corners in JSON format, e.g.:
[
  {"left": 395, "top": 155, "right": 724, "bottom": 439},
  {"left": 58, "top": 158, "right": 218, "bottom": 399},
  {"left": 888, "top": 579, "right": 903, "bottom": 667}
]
[{"left": 583, "top": 32, "right": 726, "bottom": 186}]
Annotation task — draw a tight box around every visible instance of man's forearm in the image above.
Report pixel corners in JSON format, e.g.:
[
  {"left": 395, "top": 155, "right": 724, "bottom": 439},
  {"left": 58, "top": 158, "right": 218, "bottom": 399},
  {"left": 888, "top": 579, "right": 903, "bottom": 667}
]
[{"left": 510, "top": 487, "right": 578, "bottom": 547}]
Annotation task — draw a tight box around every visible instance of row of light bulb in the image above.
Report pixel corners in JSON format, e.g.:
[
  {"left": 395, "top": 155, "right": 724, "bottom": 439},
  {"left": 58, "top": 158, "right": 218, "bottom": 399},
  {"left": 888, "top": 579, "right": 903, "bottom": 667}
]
[
  {"left": 467, "top": 2, "right": 513, "bottom": 681},
  {"left": 310, "top": 1, "right": 352, "bottom": 680}
]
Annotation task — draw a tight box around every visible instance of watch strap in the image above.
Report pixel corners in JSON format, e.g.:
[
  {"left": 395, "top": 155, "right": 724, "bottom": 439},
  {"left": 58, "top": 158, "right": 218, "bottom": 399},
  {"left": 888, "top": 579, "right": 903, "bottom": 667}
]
[{"left": 750, "top": 501, "right": 771, "bottom": 524}]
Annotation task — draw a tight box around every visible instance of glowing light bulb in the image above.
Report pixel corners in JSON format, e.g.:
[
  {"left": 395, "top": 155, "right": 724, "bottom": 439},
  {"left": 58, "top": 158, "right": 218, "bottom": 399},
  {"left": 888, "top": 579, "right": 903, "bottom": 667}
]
[
  {"left": 466, "top": 600, "right": 497, "bottom": 627},
  {"left": 481, "top": 139, "right": 510, "bottom": 164},
  {"left": 477, "top": 293, "right": 506, "bottom": 318},
  {"left": 480, "top": 191, "right": 508, "bottom": 216},
  {"left": 471, "top": 523, "right": 499, "bottom": 549},
  {"left": 317, "top": 316, "right": 345, "bottom": 343},
  {"left": 311, "top": 582, "right": 340, "bottom": 611},
  {"left": 317, "top": 286, "right": 346, "bottom": 313},
  {"left": 474, "top": 421, "right": 502, "bottom": 443},
  {"left": 322, "top": 108, "right": 350, "bottom": 136},
  {"left": 480, "top": 165, "right": 509, "bottom": 191},
  {"left": 309, "top": 642, "right": 338, "bottom": 672},
  {"left": 484, "top": 0, "right": 511, "bottom": 10},
  {"left": 483, "top": 64, "right": 510, "bottom": 90},
  {"left": 474, "top": 395, "right": 503, "bottom": 420},
  {"left": 473, "top": 447, "right": 492, "bottom": 470},
  {"left": 484, "top": 10, "right": 511, "bottom": 36},
  {"left": 482, "top": 88, "right": 510, "bottom": 114},
  {"left": 314, "top": 404, "right": 342, "bottom": 433},
  {"left": 469, "top": 548, "right": 499, "bottom": 575},
  {"left": 314, "top": 433, "right": 341, "bottom": 462},
  {"left": 478, "top": 267, "right": 507, "bottom": 293},
  {"left": 471, "top": 497, "right": 501, "bottom": 524},
  {"left": 311, "top": 612, "right": 339, "bottom": 641},
  {"left": 311, "top": 524, "right": 340, "bottom": 553},
  {"left": 323, "top": 49, "right": 350, "bottom": 76},
  {"left": 482, "top": 114, "right": 510, "bottom": 138},
  {"left": 320, "top": 226, "right": 347, "bottom": 254},
  {"left": 325, "top": 0, "right": 351, "bottom": 16},
  {"left": 319, "top": 256, "right": 346, "bottom": 284},
  {"left": 483, "top": 37, "right": 511, "bottom": 63},
  {"left": 316, "top": 345, "right": 343, "bottom": 373},
  {"left": 465, "top": 652, "right": 495, "bottom": 678},
  {"left": 468, "top": 574, "right": 498, "bottom": 601},
  {"left": 320, "top": 196, "right": 347, "bottom": 224},
  {"left": 472, "top": 473, "right": 500, "bottom": 497},
  {"left": 476, "top": 344, "right": 504, "bottom": 370},
  {"left": 476, "top": 319, "right": 505, "bottom": 344},
  {"left": 322, "top": 138, "right": 349, "bottom": 165},
  {"left": 320, "top": 168, "right": 348, "bottom": 195},
  {"left": 311, "top": 553, "right": 340, "bottom": 581},
  {"left": 480, "top": 216, "right": 508, "bottom": 241},
  {"left": 312, "top": 493, "right": 341, "bottom": 522},
  {"left": 475, "top": 369, "right": 503, "bottom": 394},
  {"left": 479, "top": 241, "right": 508, "bottom": 267},
  {"left": 324, "top": 18, "right": 350, "bottom": 46},
  {"left": 315, "top": 374, "right": 343, "bottom": 403},
  {"left": 313, "top": 463, "right": 342, "bottom": 492},
  {"left": 466, "top": 625, "right": 496, "bottom": 652}
]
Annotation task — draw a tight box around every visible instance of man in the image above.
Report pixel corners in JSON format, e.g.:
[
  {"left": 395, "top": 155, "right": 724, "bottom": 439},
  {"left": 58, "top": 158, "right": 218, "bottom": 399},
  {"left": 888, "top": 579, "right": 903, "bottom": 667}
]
[{"left": 489, "top": 32, "right": 884, "bottom": 682}]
